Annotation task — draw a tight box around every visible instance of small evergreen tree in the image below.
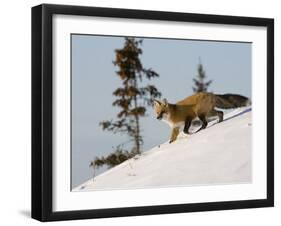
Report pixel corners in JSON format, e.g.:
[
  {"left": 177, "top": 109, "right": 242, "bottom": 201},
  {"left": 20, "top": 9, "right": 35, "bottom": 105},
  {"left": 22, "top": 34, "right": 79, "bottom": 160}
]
[
  {"left": 90, "top": 145, "right": 136, "bottom": 170},
  {"left": 95, "top": 37, "right": 161, "bottom": 169},
  {"left": 192, "top": 59, "right": 212, "bottom": 93}
]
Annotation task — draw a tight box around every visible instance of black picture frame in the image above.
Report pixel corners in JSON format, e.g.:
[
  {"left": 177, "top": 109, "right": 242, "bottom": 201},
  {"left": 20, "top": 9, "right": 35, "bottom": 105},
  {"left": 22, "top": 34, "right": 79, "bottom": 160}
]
[{"left": 32, "top": 3, "right": 274, "bottom": 222}]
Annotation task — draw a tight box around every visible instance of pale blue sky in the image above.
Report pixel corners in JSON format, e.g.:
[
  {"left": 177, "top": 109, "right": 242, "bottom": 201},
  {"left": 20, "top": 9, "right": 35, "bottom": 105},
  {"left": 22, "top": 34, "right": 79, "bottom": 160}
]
[{"left": 71, "top": 34, "right": 252, "bottom": 188}]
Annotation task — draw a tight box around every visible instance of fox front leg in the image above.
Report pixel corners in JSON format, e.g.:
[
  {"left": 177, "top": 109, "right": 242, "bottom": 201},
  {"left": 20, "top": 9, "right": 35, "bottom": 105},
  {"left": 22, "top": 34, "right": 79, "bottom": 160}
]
[
  {"left": 183, "top": 120, "right": 192, "bottom": 134},
  {"left": 169, "top": 127, "right": 180, "bottom": 143}
]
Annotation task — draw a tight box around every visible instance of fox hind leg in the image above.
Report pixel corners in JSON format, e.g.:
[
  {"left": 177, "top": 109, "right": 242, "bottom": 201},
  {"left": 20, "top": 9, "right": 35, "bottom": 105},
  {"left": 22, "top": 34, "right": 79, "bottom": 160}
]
[
  {"left": 196, "top": 114, "right": 208, "bottom": 132},
  {"left": 216, "top": 110, "right": 224, "bottom": 122},
  {"left": 211, "top": 109, "right": 223, "bottom": 122},
  {"left": 209, "top": 109, "right": 224, "bottom": 122}
]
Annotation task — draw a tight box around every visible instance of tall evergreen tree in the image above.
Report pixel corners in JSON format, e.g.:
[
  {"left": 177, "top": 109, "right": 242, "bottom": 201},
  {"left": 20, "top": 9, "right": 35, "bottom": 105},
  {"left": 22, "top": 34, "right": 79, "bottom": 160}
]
[
  {"left": 192, "top": 60, "right": 212, "bottom": 93},
  {"left": 100, "top": 37, "right": 161, "bottom": 156}
]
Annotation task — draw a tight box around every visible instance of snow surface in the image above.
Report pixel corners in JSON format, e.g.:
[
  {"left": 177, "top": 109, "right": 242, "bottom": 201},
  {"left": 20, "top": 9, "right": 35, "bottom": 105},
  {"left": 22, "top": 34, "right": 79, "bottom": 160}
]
[{"left": 73, "top": 107, "right": 252, "bottom": 191}]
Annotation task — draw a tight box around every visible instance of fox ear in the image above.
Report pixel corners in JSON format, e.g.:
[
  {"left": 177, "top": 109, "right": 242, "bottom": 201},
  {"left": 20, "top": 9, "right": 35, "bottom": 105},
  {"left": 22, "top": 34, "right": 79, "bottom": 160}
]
[
  {"left": 153, "top": 100, "right": 162, "bottom": 107},
  {"left": 163, "top": 98, "right": 168, "bottom": 106}
]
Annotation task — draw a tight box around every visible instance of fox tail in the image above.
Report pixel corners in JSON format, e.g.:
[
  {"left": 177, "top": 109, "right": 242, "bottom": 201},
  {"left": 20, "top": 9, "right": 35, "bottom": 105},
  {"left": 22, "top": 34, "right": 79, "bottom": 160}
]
[{"left": 215, "top": 94, "right": 251, "bottom": 109}]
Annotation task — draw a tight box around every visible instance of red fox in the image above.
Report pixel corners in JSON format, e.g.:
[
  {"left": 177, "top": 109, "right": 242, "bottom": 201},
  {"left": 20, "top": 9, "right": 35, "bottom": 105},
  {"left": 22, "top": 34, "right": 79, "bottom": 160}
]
[{"left": 153, "top": 92, "right": 250, "bottom": 143}]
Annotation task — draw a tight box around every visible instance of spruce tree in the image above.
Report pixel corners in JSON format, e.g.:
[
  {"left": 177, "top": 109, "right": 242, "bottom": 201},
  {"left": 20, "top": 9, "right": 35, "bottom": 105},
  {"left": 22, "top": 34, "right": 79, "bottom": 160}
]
[
  {"left": 192, "top": 60, "right": 212, "bottom": 93},
  {"left": 100, "top": 37, "right": 161, "bottom": 157}
]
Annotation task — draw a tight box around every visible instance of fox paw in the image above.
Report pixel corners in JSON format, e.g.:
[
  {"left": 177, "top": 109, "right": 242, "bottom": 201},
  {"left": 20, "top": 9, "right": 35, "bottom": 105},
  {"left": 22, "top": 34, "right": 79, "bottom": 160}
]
[{"left": 183, "top": 129, "right": 192, "bottom": 134}]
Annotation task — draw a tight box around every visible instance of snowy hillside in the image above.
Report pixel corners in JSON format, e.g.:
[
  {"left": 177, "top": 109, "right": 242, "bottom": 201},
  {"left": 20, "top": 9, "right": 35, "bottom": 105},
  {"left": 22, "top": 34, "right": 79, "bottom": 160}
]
[{"left": 73, "top": 107, "right": 252, "bottom": 191}]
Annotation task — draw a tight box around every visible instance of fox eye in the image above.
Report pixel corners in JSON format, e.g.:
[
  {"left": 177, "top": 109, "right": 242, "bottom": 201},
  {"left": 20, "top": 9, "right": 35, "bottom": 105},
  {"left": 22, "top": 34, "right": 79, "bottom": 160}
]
[{"left": 159, "top": 110, "right": 166, "bottom": 116}]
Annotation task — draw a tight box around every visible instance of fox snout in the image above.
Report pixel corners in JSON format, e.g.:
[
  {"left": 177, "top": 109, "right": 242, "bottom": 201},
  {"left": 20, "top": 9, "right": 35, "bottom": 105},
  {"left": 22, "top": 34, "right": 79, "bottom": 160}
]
[{"left": 156, "top": 111, "right": 165, "bottom": 120}]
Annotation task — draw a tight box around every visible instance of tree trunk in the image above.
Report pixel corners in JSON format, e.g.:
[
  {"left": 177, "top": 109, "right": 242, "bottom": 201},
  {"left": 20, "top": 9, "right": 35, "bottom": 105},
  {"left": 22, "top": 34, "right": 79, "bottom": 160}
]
[
  {"left": 133, "top": 78, "right": 141, "bottom": 154},
  {"left": 134, "top": 113, "right": 140, "bottom": 154}
]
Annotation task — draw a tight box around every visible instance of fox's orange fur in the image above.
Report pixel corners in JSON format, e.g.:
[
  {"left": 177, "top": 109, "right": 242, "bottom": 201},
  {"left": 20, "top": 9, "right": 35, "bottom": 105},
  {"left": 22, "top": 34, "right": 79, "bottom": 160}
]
[{"left": 153, "top": 92, "right": 250, "bottom": 143}]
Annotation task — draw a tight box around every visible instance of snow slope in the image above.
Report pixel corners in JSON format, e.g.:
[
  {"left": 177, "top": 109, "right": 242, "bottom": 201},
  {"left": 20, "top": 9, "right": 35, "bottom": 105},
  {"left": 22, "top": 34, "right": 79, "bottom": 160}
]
[{"left": 73, "top": 107, "right": 252, "bottom": 191}]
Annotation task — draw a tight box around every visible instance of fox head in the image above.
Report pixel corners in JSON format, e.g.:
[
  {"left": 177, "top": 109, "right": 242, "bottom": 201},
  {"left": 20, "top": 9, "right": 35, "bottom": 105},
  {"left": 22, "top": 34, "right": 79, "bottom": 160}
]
[{"left": 153, "top": 99, "right": 169, "bottom": 120}]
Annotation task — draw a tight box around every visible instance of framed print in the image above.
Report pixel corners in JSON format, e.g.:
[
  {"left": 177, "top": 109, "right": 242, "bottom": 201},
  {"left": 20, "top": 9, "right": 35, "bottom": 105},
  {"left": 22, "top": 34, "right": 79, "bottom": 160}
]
[{"left": 31, "top": 4, "right": 274, "bottom": 221}]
